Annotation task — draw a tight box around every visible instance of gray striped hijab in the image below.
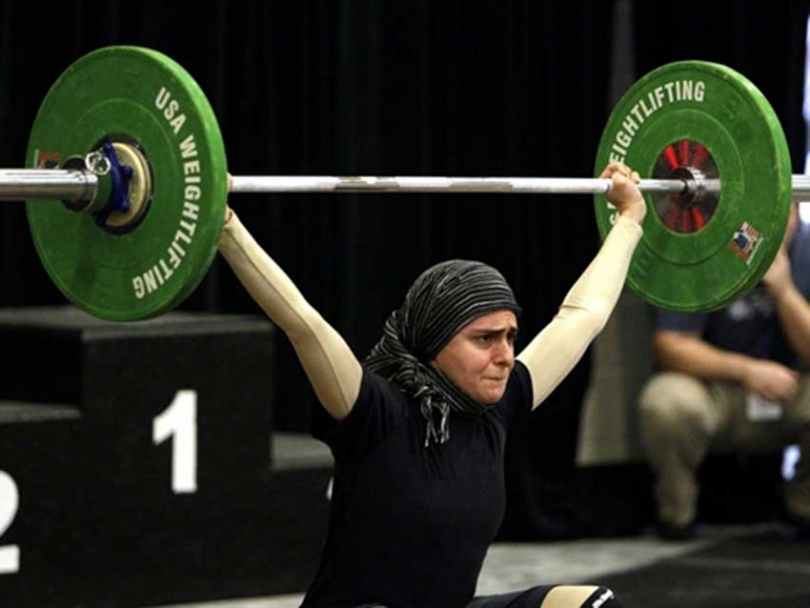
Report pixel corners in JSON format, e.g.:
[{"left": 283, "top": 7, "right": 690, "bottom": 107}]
[{"left": 364, "top": 260, "right": 521, "bottom": 446}]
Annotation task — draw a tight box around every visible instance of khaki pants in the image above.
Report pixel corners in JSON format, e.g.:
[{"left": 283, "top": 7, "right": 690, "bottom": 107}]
[{"left": 638, "top": 372, "right": 810, "bottom": 528}]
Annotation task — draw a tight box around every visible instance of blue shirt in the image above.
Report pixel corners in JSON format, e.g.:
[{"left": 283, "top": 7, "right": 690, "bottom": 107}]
[{"left": 654, "top": 220, "right": 810, "bottom": 368}]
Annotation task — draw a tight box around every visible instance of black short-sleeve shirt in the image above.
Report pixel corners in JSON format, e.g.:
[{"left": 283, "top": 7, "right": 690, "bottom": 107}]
[{"left": 301, "top": 361, "right": 534, "bottom": 608}]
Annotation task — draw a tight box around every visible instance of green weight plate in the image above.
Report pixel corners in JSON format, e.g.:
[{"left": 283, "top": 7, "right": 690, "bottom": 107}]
[
  {"left": 593, "top": 61, "right": 792, "bottom": 312},
  {"left": 26, "top": 46, "right": 228, "bottom": 321}
]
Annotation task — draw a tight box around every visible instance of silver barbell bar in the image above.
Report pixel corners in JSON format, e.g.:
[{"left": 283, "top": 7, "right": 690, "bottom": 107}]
[
  {"left": 4, "top": 168, "right": 810, "bottom": 202},
  {"left": 229, "top": 176, "right": 715, "bottom": 195}
]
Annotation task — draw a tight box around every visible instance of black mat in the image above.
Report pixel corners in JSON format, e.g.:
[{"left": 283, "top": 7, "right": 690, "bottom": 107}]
[{"left": 599, "top": 526, "right": 810, "bottom": 608}]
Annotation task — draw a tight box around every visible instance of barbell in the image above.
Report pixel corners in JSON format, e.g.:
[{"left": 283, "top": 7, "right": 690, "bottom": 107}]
[{"left": 2, "top": 46, "right": 803, "bottom": 320}]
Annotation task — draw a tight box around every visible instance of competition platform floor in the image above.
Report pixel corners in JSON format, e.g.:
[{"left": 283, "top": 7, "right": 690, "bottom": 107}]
[{"left": 150, "top": 521, "right": 810, "bottom": 608}]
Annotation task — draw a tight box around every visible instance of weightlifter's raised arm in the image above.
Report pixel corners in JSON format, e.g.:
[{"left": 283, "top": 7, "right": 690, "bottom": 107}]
[
  {"left": 218, "top": 207, "right": 362, "bottom": 421},
  {"left": 517, "top": 162, "right": 646, "bottom": 408}
]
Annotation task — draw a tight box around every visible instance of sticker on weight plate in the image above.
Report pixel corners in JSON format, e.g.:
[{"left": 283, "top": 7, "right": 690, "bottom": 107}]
[
  {"left": 729, "top": 221, "right": 763, "bottom": 265},
  {"left": 35, "top": 150, "right": 61, "bottom": 169}
]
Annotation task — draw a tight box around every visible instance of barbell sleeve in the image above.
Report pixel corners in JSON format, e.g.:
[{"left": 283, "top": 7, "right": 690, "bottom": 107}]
[{"left": 0, "top": 169, "right": 98, "bottom": 202}]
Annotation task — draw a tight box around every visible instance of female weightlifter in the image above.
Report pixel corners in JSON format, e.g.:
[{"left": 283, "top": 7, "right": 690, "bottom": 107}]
[{"left": 218, "top": 161, "right": 646, "bottom": 608}]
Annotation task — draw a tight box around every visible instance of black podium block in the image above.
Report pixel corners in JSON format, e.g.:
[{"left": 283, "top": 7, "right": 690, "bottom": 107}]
[
  {"left": 0, "top": 403, "right": 86, "bottom": 603},
  {"left": 0, "top": 306, "right": 280, "bottom": 606}
]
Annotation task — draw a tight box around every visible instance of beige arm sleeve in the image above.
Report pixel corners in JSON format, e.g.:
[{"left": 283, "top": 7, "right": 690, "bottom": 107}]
[
  {"left": 516, "top": 216, "right": 642, "bottom": 408},
  {"left": 218, "top": 211, "right": 362, "bottom": 421}
]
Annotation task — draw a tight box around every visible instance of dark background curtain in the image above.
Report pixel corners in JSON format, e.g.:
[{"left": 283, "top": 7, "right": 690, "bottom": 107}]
[{"left": 1, "top": 0, "right": 810, "bottom": 538}]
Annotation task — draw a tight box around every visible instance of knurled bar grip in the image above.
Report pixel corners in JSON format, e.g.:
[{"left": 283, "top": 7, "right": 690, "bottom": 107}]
[{"left": 228, "top": 176, "right": 704, "bottom": 195}]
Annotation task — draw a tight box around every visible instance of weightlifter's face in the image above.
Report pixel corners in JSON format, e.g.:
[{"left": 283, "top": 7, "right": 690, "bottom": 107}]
[{"left": 431, "top": 309, "right": 518, "bottom": 405}]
